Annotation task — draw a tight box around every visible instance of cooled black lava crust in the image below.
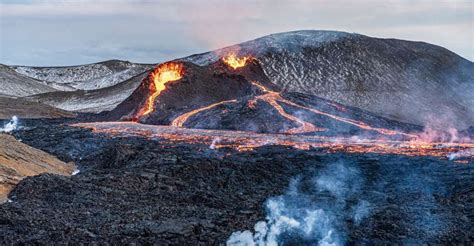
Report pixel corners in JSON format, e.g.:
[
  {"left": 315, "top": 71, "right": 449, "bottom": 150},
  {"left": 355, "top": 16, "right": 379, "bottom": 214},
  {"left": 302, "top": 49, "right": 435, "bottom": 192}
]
[{"left": 0, "top": 122, "right": 472, "bottom": 244}]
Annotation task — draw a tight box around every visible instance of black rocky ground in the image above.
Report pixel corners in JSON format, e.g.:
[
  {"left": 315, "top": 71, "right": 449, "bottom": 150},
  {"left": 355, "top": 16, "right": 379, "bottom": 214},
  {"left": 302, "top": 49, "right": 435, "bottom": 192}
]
[{"left": 0, "top": 121, "right": 472, "bottom": 244}]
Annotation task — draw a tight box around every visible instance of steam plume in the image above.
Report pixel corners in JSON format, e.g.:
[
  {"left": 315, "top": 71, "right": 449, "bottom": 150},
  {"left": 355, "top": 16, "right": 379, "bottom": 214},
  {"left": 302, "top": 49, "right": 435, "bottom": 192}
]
[
  {"left": 0, "top": 116, "right": 19, "bottom": 133},
  {"left": 227, "top": 161, "right": 370, "bottom": 245}
]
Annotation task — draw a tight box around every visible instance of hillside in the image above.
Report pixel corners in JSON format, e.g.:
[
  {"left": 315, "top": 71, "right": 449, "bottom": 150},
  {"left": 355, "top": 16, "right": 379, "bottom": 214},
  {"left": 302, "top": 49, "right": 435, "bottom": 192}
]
[
  {"left": 0, "top": 64, "right": 57, "bottom": 97},
  {"left": 0, "top": 134, "right": 76, "bottom": 203}
]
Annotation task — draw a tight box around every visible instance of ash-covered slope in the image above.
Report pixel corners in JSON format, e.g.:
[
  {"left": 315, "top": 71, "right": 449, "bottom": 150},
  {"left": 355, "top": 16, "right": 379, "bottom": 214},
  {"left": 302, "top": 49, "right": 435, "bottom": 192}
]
[
  {"left": 26, "top": 71, "right": 151, "bottom": 113},
  {"left": 13, "top": 60, "right": 154, "bottom": 91},
  {"left": 0, "top": 64, "right": 58, "bottom": 97},
  {"left": 0, "top": 134, "right": 75, "bottom": 203},
  {"left": 183, "top": 30, "right": 474, "bottom": 129}
]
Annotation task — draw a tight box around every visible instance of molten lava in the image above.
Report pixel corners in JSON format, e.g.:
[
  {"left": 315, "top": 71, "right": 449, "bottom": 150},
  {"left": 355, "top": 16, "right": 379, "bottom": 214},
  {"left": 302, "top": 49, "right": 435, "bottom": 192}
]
[
  {"left": 171, "top": 100, "right": 238, "bottom": 127},
  {"left": 222, "top": 53, "right": 251, "bottom": 69},
  {"left": 248, "top": 81, "right": 325, "bottom": 134},
  {"left": 135, "top": 63, "right": 184, "bottom": 118},
  {"left": 74, "top": 122, "right": 474, "bottom": 162},
  {"left": 249, "top": 81, "right": 415, "bottom": 137}
]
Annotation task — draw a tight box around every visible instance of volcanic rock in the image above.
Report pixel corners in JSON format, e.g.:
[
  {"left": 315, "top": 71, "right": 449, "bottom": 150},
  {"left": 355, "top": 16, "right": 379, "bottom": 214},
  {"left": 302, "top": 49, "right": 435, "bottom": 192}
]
[{"left": 0, "top": 125, "right": 471, "bottom": 244}]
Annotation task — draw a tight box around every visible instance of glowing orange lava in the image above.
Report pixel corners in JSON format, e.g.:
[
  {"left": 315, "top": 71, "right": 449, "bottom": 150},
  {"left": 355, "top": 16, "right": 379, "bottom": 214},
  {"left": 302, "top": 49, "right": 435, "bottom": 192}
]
[
  {"left": 222, "top": 53, "right": 251, "bottom": 69},
  {"left": 171, "top": 100, "right": 238, "bottom": 127},
  {"left": 135, "top": 63, "right": 184, "bottom": 118},
  {"left": 73, "top": 122, "right": 474, "bottom": 162},
  {"left": 249, "top": 84, "right": 326, "bottom": 134},
  {"left": 249, "top": 81, "right": 415, "bottom": 137}
]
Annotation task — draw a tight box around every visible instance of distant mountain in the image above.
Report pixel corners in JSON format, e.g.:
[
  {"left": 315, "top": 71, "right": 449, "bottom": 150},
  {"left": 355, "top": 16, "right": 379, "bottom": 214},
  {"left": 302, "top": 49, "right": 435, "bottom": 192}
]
[
  {"left": 0, "top": 64, "right": 57, "bottom": 97},
  {"left": 2, "top": 60, "right": 155, "bottom": 113},
  {"left": 183, "top": 30, "right": 474, "bottom": 129},
  {"left": 26, "top": 71, "right": 151, "bottom": 113},
  {"left": 12, "top": 60, "right": 154, "bottom": 91}
]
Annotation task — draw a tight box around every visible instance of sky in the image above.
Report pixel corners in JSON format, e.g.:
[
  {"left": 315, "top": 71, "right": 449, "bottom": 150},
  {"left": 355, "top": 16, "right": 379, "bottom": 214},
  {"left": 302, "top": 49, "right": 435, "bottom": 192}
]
[{"left": 0, "top": 0, "right": 473, "bottom": 66}]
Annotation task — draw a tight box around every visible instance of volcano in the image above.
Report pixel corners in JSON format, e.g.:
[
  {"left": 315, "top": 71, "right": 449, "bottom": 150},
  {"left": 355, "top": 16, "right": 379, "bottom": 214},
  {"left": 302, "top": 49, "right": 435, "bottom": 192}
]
[
  {"left": 106, "top": 54, "right": 419, "bottom": 138},
  {"left": 183, "top": 30, "right": 474, "bottom": 130},
  {"left": 96, "top": 30, "right": 474, "bottom": 139}
]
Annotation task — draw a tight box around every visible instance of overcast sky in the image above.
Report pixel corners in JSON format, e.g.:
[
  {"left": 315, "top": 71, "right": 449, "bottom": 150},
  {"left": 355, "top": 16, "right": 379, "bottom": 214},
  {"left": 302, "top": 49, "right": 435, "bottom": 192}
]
[{"left": 0, "top": 0, "right": 472, "bottom": 66}]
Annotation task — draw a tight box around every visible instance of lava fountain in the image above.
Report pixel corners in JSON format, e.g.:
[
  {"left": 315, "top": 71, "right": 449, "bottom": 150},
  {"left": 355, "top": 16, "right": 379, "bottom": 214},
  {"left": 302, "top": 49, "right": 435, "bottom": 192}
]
[
  {"left": 222, "top": 53, "right": 252, "bottom": 69},
  {"left": 135, "top": 63, "right": 184, "bottom": 119}
]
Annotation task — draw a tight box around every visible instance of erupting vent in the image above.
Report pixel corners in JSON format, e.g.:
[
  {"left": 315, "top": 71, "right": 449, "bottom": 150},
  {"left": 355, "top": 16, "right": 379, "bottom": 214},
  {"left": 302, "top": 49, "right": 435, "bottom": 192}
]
[
  {"left": 135, "top": 63, "right": 184, "bottom": 118},
  {"left": 222, "top": 53, "right": 252, "bottom": 69}
]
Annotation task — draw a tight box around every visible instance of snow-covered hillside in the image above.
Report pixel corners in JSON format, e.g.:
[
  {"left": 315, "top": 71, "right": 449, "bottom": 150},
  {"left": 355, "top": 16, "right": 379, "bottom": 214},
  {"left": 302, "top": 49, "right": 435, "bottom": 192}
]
[
  {"left": 26, "top": 71, "right": 149, "bottom": 113},
  {"left": 13, "top": 60, "right": 153, "bottom": 91},
  {"left": 0, "top": 64, "right": 58, "bottom": 97},
  {"left": 182, "top": 30, "right": 474, "bottom": 129}
]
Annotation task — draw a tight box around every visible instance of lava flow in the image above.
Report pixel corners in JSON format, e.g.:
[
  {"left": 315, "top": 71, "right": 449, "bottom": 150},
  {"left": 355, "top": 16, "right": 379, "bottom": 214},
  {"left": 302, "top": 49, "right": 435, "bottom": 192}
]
[
  {"left": 222, "top": 53, "right": 252, "bottom": 69},
  {"left": 249, "top": 81, "right": 415, "bottom": 137},
  {"left": 249, "top": 81, "right": 325, "bottom": 134},
  {"left": 171, "top": 100, "right": 238, "bottom": 127},
  {"left": 73, "top": 122, "right": 474, "bottom": 162},
  {"left": 135, "top": 63, "right": 184, "bottom": 119}
]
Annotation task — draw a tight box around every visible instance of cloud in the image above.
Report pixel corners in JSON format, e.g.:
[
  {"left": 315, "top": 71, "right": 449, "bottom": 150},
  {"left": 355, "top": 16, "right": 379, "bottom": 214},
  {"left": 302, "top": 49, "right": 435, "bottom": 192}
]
[{"left": 1, "top": 0, "right": 472, "bottom": 65}]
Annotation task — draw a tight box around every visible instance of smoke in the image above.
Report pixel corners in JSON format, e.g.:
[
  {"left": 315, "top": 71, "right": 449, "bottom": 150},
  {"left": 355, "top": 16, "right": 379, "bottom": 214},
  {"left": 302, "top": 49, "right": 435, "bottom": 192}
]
[
  {"left": 0, "top": 116, "right": 19, "bottom": 133},
  {"left": 227, "top": 161, "right": 370, "bottom": 245},
  {"left": 414, "top": 112, "right": 473, "bottom": 143},
  {"left": 210, "top": 137, "right": 221, "bottom": 149},
  {"left": 72, "top": 169, "right": 81, "bottom": 176}
]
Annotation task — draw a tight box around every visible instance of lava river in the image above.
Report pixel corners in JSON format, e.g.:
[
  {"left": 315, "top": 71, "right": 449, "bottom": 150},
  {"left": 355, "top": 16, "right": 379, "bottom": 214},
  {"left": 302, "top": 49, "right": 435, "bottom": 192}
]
[{"left": 73, "top": 122, "right": 474, "bottom": 162}]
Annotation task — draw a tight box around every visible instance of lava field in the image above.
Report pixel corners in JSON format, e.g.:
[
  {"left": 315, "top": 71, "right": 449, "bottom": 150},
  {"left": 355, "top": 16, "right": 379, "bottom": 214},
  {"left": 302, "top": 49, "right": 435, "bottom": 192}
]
[{"left": 0, "top": 121, "right": 472, "bottom": 244}]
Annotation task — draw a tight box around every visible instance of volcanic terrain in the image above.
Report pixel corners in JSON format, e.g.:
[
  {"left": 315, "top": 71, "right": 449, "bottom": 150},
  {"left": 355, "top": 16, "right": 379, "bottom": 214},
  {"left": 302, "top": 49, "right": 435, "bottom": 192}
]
[{"left": 0, "top": 30, "right": 473, "bottom": 244}]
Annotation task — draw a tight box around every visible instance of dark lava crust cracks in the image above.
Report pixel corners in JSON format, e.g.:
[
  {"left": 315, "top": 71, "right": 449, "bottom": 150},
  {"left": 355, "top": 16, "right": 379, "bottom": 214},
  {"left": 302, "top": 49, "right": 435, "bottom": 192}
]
[{"left": 0, "top": 122, "right": 473, "bottom": 244}]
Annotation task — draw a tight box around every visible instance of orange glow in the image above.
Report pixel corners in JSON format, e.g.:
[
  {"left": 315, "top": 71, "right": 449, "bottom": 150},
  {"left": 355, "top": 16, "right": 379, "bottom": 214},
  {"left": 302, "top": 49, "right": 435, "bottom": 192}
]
[
  {"left": 222, "top": 53, "right": 251, "bottom": 69},
  {"left": 74, "top": 122, "right": 474, "bottom": 162},
  {"left": 171, "top": 100, "right": 237, "bottom": 127},
  {"left": 249, "top": 81, "right": 415, "bottom": 137},
  {"left": 250, "top": 81, "right": 325, "bottom": 134},
  {"left": 135, "top": 63, "right": 184, "bottom": 118}
]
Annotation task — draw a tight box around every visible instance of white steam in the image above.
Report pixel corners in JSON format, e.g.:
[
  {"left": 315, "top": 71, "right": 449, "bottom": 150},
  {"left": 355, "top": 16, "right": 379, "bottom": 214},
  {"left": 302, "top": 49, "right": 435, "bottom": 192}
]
[
  {"left": 0, "top": 116, "right": 19, "bottom": 133},
  {"left": 210, "top": 137, "right": 221, "bottom": 149},
  {"left": 447, "top": 148, "right": 474, "bottom": 161},
  {"left": 227, "top": 162, "right": 370, "bottom": 245}
]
